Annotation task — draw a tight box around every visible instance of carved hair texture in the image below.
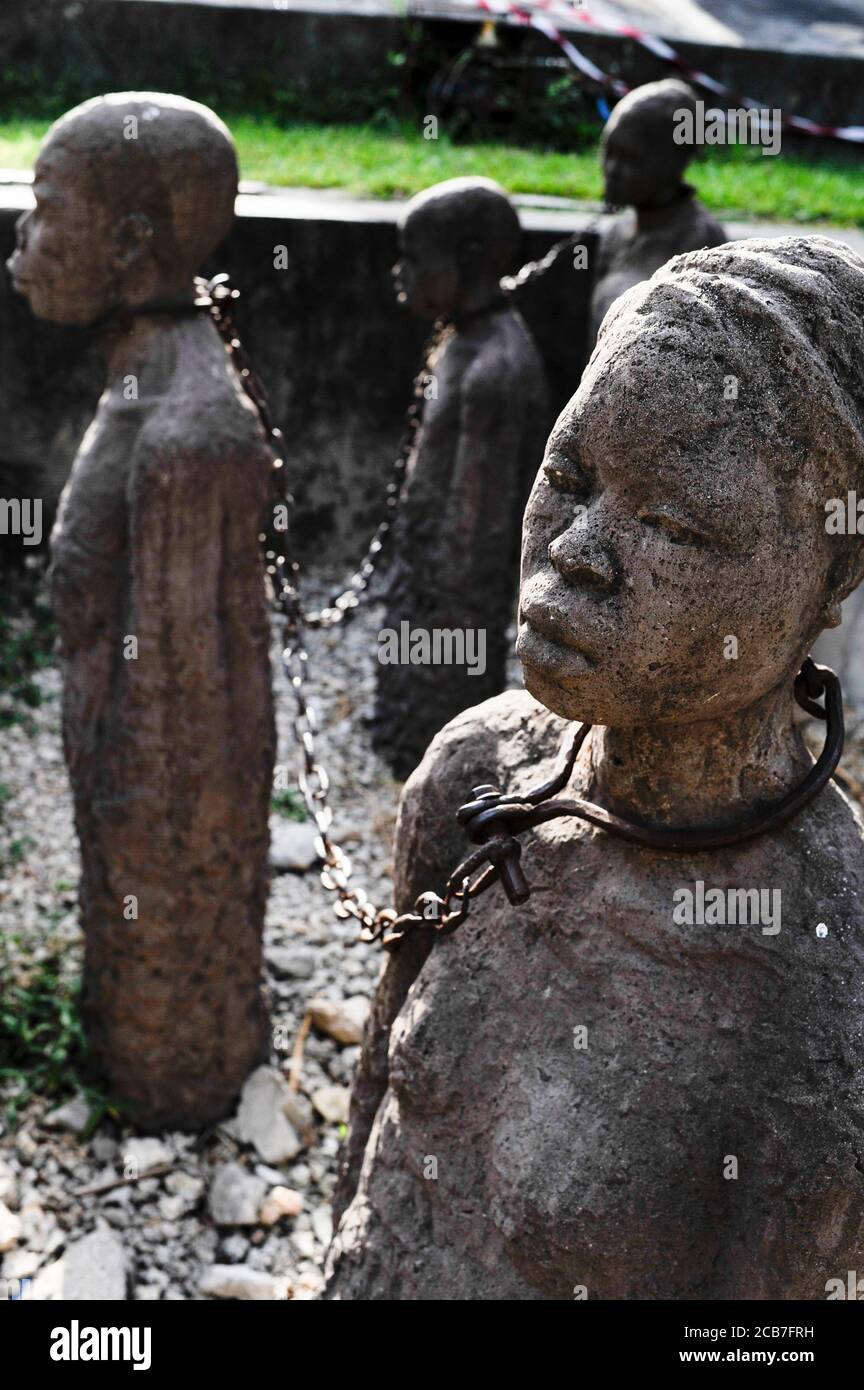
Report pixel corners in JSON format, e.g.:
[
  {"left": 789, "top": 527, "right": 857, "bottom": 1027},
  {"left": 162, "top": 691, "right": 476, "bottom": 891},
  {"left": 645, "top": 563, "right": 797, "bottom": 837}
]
[{"left": 596, "top": 234, "right": 864, "bottom": 590}]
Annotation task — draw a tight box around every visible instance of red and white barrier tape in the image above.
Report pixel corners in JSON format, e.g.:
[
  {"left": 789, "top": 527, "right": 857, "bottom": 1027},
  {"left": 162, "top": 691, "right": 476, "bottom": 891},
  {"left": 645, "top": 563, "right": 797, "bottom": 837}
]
[{"left": 472, "top": 0, "right": 864, "bottom": 143}]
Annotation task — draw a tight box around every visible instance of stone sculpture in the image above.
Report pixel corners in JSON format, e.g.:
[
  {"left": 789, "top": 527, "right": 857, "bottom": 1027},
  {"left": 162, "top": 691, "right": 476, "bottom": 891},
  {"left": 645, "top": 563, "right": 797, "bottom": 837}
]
[
  {"left": 328, "top": 236, "right": 864, "bottom": 1299},
  {"left": 371, "top": 177, "right": 547, "bottom": 780},
  {"left": 7, "top": 93, "right": 275, "bottom": 1130},
  {"left": 590, "top": 79, "right": 727, "bottom": 342}
]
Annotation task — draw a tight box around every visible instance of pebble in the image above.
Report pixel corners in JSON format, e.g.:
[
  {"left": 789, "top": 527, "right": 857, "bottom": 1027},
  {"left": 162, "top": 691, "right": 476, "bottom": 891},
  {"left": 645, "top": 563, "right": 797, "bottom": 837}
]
[
  {"left": 208, "top": 1163, "right": 268, "bottom": 1227},
  {"left": 43, "top": 1094, "right": 91, "bottom": 1136},
  {"left": 269, "top": 820, "right": 320, "bottom": 874},
  {"left": 267, "top": 945, "right": 318, "bottom": 980},
  {"left": 307, "top": 995, "right": 370, "bottom": 1046},
  {"left": 64, "top": 1227, "right": 129, "bottom": 1301},
  {"left": 0, "top": 1202, "right": 23, "bottom": 1252},
  {"left": 235, "top": 1067, "right": 302, "bottom": 1165},
  {"left": 122, "top": 1137, "right": 173, "bottom": 1176},
  {"left": 311, "top": 1205, "right": 334, "bottom": 1247},
  {"left": 199, "top": 1264, "right": 289, "bottom": 1300},
  {"left": 0, "top": 1159, "right": 18, "bottom": 1209},
  {"left": 312, "top": 1085, "right": 350, "bottom": 1125},
  {"left": 259, "top": 1186, "right": 303, "bottom": 1225}
]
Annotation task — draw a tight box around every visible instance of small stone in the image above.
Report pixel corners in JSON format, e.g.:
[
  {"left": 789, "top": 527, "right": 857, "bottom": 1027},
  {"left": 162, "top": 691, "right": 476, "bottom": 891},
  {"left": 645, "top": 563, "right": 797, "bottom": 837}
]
[
  {"left": 282, "top": 1092, "right": 315, "bottom": 1136},
  {"left": 312, "top": 1204, "right": 333, "bottom": 1247},
  {"left": 255, "top": 1164, "right": 287, "bottom": 1186},
  {"left": 259, "top": 1186, "right": 303, "bottom": 1226},
  {"left": 199, "top": 1264, "right": 289, "bottom": 1300},
  {"left": 0, "top": 1203, "right": 23, "bottom": 1252},
  {"left": 2, "top": 1248, "right": 39, "bottom": 1279},
  {"left": 121, "top": 1137, "right": 172, "bottom": 1176},
  {"left": 220, "top": 1234, "right": 250, "bottom": 1262},
  {"left": 208, "top": 1162, "right": 267, "bottom": 1227},
  {"left": 90, "top": 1135, "right": 119, "bottom": 1164},
  {"left": 43, "top": 1094, "right": 91, "bottom": 1136},
  {"left": 64, "top": 1227, "right": 129, "bottom": 1301},
  {"left": 269, "top": 820, "right": 320, "bottom": 874},
  {"left": 15, "top": 1132, "right": 37, "bottom": 1164},
  {"left": 158, "top": 1195, "right": 187, "bottom": 1222},
  {"left": 30, "top": 1256, "right": 66, "bottom": 1301},
  {"left": 292, "top": 1230, "right": 316, "bottom": 1260},
  {"left": 307, "top": 995, "right": 369, "bottom": 1045},
  {"left": 135, "top": 1285, "right": 162, "bottom": 1300},
  {"left": 267, "top": 944, "right": 317, "bottom": 979},
  {"left": 0, "top": 1159, "right": 18, "bottom": 1209},
  {"left": 235, "top": 1066, "right": 301, "bottom": 1164},
  {"left": 164, "top": 1171, "right": 204, "bottom": 1205},
  {"left": 312, "top": 1085, "right": 350, "bottom": 1125}
]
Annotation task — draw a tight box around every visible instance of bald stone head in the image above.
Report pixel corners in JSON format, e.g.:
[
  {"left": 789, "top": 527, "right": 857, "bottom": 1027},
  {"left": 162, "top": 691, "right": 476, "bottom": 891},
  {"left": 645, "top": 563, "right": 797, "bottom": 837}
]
[
  {"left": 8, "top": 92, "right": 238, "bottom": 326},
  {"left": 393, "top": 176, "right": 521, "bottom": 321},
  {"left": 601, "top": 78, "right": 699, "bottom": 209},
  {"left": 518, "top": 235, "right": 864, "bottom": 728}
]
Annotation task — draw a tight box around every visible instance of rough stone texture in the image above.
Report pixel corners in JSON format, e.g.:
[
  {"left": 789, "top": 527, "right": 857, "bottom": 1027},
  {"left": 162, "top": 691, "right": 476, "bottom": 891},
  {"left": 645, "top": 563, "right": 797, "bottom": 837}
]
[
  {"left": 328, "top": 237, "right": 864, "bottom": 1300},
  {"left": 64, "top": 1227, "right": 129, "bottom": 1301},
  {"left": 6, "top": 94, "right": 276, "bottom": 1129},
  {"left": 590, "top": 80, "right": 727, "bottom": 341},
  {"left": 372, "top": 178, "right": 548, "bottom": 779}
]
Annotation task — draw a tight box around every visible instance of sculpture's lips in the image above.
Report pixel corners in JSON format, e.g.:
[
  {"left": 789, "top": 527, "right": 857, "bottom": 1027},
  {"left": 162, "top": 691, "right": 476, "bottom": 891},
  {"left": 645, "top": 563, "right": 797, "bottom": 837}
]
[{"left": 519, "top": 599, "right": 597, "bottom": 668}]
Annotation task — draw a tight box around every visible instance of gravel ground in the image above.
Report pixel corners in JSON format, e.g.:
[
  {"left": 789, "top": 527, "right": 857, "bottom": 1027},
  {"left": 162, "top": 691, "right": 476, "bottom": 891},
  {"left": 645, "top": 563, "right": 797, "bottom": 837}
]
[{"left": 0, "top": 565, "right": 416, "bottom": 1301}]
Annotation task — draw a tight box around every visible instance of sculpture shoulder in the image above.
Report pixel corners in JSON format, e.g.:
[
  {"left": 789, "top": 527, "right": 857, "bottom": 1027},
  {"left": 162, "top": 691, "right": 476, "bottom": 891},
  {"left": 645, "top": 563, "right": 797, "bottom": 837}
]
[
  {"left": 459, "top": 310, "right": 545, "bottom": 400},
  {"left": 687, "top": 198, "right": 727, "bottom": 250},
  {"left": 393, "top": 689, "right": 569, "bottom": 905},
  {"left": 129, "top": 377, "right": 270, "bottom": 497}
]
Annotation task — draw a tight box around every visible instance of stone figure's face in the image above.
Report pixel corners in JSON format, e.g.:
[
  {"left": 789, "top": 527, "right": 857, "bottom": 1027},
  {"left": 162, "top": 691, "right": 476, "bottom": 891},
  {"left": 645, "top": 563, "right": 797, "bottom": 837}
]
[
  {"left": 393, "top": 212, "right": 460, "bottom": 321},
  {"left": 517, "top": 330, "right": 826, "bottom": 728},
  {"left": 602, "top": 112, "right": 683, "bottom": 209},
  {"left": 8, "top": 139, "right": 122, "bottom": 327}
]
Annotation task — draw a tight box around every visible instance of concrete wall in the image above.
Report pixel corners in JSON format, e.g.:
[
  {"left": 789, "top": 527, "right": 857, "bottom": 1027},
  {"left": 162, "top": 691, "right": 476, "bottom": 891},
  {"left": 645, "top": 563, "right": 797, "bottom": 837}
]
[{"left": 0, "top": 191, "right": 596, "bottom": 562}]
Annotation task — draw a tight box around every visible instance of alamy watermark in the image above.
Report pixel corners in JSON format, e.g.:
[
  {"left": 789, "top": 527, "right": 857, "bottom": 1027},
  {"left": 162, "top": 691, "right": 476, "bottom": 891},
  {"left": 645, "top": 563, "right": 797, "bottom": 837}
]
[
  {"left": 0, "top": 497, "right": 42, "bottom": 546},
  {"left": 673, "top": 881, "right": 781, "bottom": 935},
  {"left": 377, "top": 622, "right": 486, "bottom": 676},
  {"left": 674, "top": 101, "right": 781, "bottom": 156}
]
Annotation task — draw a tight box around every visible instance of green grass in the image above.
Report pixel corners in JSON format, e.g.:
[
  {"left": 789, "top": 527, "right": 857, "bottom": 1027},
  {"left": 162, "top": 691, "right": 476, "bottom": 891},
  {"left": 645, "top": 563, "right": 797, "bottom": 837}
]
[
  {"left": 2, "top": 116, "right": 863, "bottom": 225},
  {"left": 0, "top": 934, "right": 115, "bottom": 1131}
]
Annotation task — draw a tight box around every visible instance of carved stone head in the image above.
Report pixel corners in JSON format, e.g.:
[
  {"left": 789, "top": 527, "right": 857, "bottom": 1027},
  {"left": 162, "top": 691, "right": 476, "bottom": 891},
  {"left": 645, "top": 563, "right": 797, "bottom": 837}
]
[
  {"left": 393, "top": 176, "right": 520, "bottom": 321},
  {"left": 518, "top": 235, "right": 864, "bottom": 727},
  {"left": 7, "top": 92, "right": 237, "bottom": 326},
  {"left": 601, "top": 78, "right": 699, "bottom": 209}
]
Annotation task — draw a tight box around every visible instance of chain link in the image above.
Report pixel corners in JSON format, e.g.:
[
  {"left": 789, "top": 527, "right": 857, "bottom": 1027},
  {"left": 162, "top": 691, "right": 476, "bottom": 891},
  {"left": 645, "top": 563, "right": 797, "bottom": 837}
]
[{"left": 192, "top": 230, "right": 602, "bottom": 948}]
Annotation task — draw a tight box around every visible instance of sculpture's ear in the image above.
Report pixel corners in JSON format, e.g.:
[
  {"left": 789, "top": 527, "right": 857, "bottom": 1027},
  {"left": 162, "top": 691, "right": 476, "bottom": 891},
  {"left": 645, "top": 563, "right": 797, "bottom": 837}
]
[{"left": 112, "top": 212, "right": 155, "bottom": 270}]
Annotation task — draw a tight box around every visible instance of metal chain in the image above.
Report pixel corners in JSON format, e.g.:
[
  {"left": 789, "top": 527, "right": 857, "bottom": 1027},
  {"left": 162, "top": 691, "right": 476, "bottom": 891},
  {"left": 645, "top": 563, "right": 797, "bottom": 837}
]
[{"left": 195, "top": 274, "right": 448, "bottom": 942}]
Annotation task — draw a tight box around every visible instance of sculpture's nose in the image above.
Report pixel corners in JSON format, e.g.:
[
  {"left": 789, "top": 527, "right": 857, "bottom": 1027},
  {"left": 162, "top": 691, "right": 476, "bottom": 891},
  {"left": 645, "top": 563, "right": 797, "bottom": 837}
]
[{"left": 548, "top": 530, "right": 616, "bottom": 590}]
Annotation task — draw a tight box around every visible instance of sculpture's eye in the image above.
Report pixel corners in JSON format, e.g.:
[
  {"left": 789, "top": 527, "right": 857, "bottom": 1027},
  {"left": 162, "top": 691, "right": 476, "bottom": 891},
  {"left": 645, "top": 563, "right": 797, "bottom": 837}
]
[
  {"left": 640, "top": 511, "right": 708, "bottom": 547},
  {"left": 543, "top": 459, "right": 590, "bottom": 498}
]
